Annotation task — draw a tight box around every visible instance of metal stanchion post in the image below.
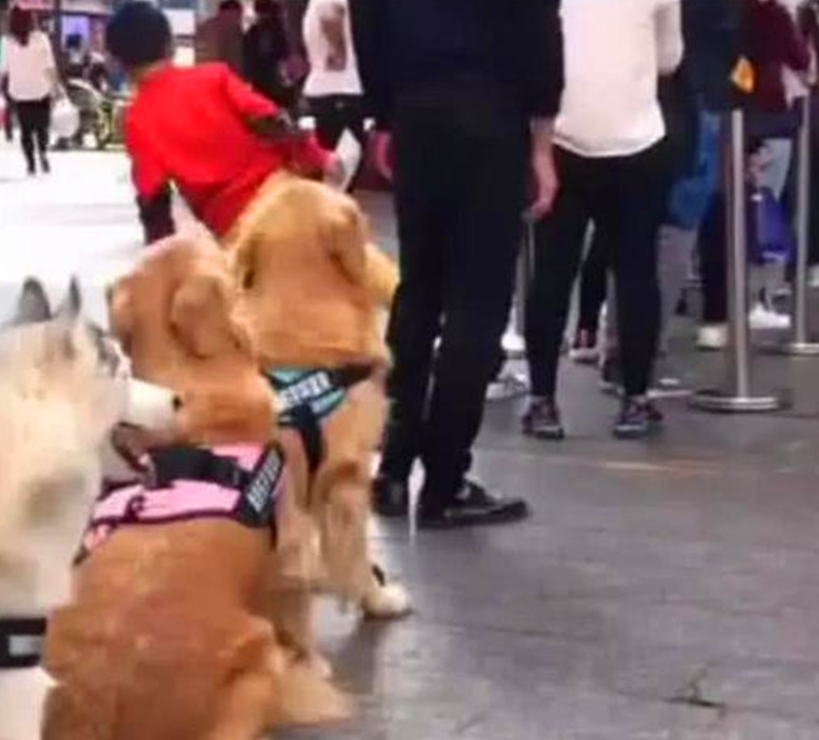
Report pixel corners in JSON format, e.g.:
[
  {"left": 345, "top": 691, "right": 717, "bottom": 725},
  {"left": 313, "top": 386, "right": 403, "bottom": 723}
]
[
  {"left": 691, "top": 110, "right": 782, "bottom": 412},
  {"left": 780, "top": 94, "right": 819, "bottom": 355}
]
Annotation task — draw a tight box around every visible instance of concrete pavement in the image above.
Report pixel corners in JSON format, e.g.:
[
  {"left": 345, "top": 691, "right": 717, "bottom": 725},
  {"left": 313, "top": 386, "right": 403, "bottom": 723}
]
[{"left": 3, "top": 144, "right": 819, "bottom": 739}]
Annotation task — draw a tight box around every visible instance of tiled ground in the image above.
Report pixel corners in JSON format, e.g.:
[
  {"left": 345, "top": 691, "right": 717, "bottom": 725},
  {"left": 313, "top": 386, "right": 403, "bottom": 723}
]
[{"left": 3, "top": 145, "right": 819, "bottom": 739}]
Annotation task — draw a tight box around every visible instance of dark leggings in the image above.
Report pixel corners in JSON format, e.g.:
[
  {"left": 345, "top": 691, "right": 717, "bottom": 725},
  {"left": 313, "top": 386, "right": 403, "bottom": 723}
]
[
  {"left": 15, "top": 97, "right": 50, "bottom": 170},
  {"left": 576, "top": 227, "right": 608, "bottom": 334},
  {"left": 525, "top": 144, "right": 669, "bottom": 399},
  {"left": 309, "top": 95, "right": 365, "bottom": 188}
]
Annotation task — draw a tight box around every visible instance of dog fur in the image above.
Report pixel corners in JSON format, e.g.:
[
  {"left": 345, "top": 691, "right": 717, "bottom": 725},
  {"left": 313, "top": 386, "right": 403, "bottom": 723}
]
[
  {"left": 225, "top": 174, "right": 410, "bottom": 667},
  {"left": 0, "top": 279, "right": 138, "bottom": 740},
  {"left": 42, "top": 238, "right": 347, "bottom": 740}
]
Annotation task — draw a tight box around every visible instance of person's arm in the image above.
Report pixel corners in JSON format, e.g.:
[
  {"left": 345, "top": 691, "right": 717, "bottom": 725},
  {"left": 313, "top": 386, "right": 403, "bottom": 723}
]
[
  {"left": 517, "top": 0, "right": 564, "bottom": 217},
  {"left": 655, "top": 0, "right": 684, "bottom": 76},
  {"left": 320, "top": 1, "right": 348, "bottom": 70},
  {"left": 41, "top": 33, "right": 59, "bottom": 95},
  {"left": 124, "top": 116, "right": 175, "bottom": 244},
  {"left": 766, "top": 1, "right": 811, "bottom": 72}
]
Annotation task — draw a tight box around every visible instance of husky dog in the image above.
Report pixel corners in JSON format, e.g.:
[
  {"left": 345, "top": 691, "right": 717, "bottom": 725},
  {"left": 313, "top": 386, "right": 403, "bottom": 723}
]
[{"left": 0, "top": 279, "right": 177, "bottom": 740}]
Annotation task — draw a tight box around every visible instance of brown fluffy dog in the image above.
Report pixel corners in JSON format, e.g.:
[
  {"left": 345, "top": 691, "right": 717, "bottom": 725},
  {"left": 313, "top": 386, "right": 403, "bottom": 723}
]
[
  {"left": 226, "top": 174, "right": 410, "bottom": 668},
  {"left": 43, "top": 238, "right": 346, "bottom": 740}
]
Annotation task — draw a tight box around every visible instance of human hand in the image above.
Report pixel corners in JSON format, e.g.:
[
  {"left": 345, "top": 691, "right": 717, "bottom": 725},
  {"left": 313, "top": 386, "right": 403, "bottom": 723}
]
[
  {"left": 528, "top": 146, "right": 559, "bottom": 220},
  {"left": 372, "top": 130, "right": 393, "bottom": 182}
]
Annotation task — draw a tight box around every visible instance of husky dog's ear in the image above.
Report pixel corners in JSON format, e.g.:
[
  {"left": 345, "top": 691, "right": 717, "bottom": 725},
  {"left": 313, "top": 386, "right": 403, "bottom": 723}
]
[
  {"left": 56, "top": 277, "right": 82, "bottom": 323},
  {"left": 14, "top": 278, "right": 52, "bottom": 325},
  {"left": 107, "top": 278, "right": 135, "bottom": 353}
]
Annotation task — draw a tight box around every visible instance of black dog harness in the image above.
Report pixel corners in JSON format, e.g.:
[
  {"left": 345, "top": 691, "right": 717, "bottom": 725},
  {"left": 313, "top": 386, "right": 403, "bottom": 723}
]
[
  {"left": 76, "top": 444, "right": 285, "bottom": 564},
  {"left": 265, "top": 365, "right": 374, "bottom": 475},
  {"left": 0, "top": 617, "right": 46, "bottom": 670}
]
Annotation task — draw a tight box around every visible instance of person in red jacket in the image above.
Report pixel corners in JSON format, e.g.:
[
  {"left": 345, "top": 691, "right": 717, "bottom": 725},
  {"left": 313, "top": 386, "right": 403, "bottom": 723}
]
[{"left": 106, "top": 1, "right": 333, "bottom": 244}]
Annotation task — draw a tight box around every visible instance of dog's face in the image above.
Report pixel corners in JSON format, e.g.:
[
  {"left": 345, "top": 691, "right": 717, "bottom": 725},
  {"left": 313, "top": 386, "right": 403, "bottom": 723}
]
[
  {"left": 0, "top": 280, "right": 131, "bottom": 587},
  {"left": 1, "top": 278, "right": 130, "bottom": 440},
  {"left": 107, "top": 237, "right": 276, "bottom": 444}
]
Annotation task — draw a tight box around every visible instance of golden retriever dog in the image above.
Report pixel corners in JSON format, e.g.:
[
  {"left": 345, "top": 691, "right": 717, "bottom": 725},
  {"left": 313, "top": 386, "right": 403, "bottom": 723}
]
[
  {"left": 225, "top": 173, "right": 410, "bottom": 669},
  {"left": 43, "top": 238, "right": 346, "bottom": 740},
  {"left": 0, "top": 279, "right": 177, "bottom": 740}
]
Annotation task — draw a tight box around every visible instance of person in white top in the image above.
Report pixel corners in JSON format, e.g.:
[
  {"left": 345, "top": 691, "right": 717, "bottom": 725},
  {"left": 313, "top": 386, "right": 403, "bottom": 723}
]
[
  {"left": 523, "top": 0, "right": 683, "bottom": 441},
  {"left": 0, "top": 7, "right": 57, "bottom": 174},
  {"left": 302, "top": 0, "right": 364, "bottom": 181}
]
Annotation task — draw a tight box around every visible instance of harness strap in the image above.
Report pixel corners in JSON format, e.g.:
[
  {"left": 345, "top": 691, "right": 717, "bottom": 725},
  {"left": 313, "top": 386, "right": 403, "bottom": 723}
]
[
  {"left": 267, "top": 364, "right": 375, "bottom": 477},
  {"left": 150, "top": 446, "right": 251, "bottom": 492},
  {"left": 0, "top": 617, "right": 46, "bottom": 670},
  {"left": 290, "top": 405, "right": 324, "bottom": 476}
]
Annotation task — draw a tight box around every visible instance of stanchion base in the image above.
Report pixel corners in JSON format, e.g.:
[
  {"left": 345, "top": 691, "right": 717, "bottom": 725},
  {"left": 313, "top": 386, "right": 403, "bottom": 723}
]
[
  {"left": 690, "top": 389, "right": 782, "bottom": 413},
  {"left": 781, "top": 342, "right": 819, "bottom": 357}
]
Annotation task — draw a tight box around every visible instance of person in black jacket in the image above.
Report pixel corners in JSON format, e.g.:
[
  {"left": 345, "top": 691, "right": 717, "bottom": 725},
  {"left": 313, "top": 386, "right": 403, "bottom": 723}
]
[
  {"left": 243, "top": 0, "right": 293, "bottom": 106},
  {"left": 352, "top": 0, "right": 563, "bottom": 528}
]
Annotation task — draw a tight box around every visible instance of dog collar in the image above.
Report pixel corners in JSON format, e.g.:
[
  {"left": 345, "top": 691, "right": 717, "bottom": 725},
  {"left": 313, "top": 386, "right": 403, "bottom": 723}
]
[{"left": 0, "top": 617, "right": 46, "bottom": 670}]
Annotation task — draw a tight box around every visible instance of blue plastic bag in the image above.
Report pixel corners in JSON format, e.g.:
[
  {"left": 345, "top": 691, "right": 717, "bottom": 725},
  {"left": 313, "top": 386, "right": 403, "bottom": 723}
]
[{"left": 747, "top": 186, "right": 795, "bottom": 264}]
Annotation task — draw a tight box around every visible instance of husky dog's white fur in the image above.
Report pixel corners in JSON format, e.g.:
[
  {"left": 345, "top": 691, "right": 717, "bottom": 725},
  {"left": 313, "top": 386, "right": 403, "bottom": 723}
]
[{"left": 0, "top": 279, "right": 176, "bottom": 740}]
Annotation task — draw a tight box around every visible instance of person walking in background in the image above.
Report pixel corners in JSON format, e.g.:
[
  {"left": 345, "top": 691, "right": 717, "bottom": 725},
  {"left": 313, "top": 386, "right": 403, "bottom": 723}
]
[
  {"left": 195, "top": 0, "right": 245, "bottom": 73},
  {"left": 1, "top": 33, "right": 15, "bottom": 143},
  {"left": 352, "top": 0, "right": 563, "bottom": 528},
  {"left": 244, "top": 0, "right": 293, "bottom": 106},
  {"left": 302, "top": 0, "right": 365, "bottom": 164},
  {"left": 696, "top": 0, "right": 811, "bottom": 349},
  {"left": 522, "top": 0, "right": 683, "bottom": 441},
  {"left": 0, "top": 7, "right": 57, "bottom": 175}
]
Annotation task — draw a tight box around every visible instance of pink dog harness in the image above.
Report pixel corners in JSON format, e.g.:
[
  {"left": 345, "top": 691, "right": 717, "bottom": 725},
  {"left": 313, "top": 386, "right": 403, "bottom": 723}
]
[{"left": 76, "top": 444, "right": 285, "bottom": 563}]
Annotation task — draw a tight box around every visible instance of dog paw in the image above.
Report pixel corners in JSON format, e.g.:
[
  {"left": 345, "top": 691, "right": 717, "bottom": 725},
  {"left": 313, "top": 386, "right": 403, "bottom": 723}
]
[
  {"left": 361, "top": 581, "right": 412, "bottom": 620},
  {"left": 305, "top": 651, "right": 333, "bottom": 680}
]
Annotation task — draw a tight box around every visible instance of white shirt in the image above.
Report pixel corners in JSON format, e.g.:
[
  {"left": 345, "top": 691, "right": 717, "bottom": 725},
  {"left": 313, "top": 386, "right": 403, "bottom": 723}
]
[
  {"left": 0, "top": 31, "right": 56, "bottom": 102},
  {"left": 303, "top": 0, "right": 362, "bottom": 97},
  {"left": 556, "top": 0, "right": 683, "bottom": 158}
]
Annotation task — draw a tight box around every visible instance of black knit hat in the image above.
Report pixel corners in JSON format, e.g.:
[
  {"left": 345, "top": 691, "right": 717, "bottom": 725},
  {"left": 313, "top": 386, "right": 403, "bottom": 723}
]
[{"left": 106, "top": 2, "right": 172, "bottom": 70}]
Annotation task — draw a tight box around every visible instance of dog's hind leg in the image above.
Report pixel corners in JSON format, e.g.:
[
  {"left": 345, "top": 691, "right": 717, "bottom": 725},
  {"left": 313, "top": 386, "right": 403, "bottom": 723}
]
[
  {"left": 201, "top": 670, "right": 279, "bottom": 740},
  {"left": 42, "top": 684, "right": 111, "bottom": 740},
  {"left": 267, "top": 588, "right": 331, "bottom": 677}
]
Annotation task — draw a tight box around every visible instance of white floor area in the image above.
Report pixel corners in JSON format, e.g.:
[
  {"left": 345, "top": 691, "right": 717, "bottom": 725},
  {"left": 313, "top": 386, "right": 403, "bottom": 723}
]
[{"left": 0, "top": 142, "right": 146, "bottom": 325}]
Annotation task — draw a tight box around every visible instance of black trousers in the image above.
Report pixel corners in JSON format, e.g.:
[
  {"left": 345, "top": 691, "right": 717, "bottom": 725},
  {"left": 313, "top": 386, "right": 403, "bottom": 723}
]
[
  {"left": 697, "top": 191, "right": 728, "bottom": 324},
  {"left": 15, "top": 97, "right": 50, "bottom": 168},
  {"left": 577, "top": 226, "right": 608, "bottom": 334},
  {"left": 379, "top": 89, "right": 528, "bottom": 505},
  {"left": 525, "top": 143, "right": 668, "bottom": 399},
  {"left": 309, "top": 95, "right": 365, "bottom": 150},
  {"left": 309, "top": 95, "right": 366, "bottom": 190}
]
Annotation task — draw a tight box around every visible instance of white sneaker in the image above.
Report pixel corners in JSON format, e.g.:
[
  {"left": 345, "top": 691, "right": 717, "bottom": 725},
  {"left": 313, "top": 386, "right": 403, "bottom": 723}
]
[
  {"left": 486, "top": 369, "right": 529, "bottom": 401},
  {"left": 809, "top": 266, "right": 819, "bottom": 288},
  {"left": 697, "top": 324, "right": 728, "bottom": 350},
  {"left": 748, "top": 303, "right": 791, "bottom": 331}
]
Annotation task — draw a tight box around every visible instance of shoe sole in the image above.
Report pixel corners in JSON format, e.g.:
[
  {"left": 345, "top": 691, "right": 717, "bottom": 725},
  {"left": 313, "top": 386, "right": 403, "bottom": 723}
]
[
  {"left": 570, "top": 349, "right": 600, "bottom": 365},
  {"left": 613, "top": 421, "right": 663, "bottom": 440},
  {"left": 419, "top": 502, "right": 530, "bottom": 530},
  {"left": 522, "top": 423, "right": 565, "bottom": 441}
]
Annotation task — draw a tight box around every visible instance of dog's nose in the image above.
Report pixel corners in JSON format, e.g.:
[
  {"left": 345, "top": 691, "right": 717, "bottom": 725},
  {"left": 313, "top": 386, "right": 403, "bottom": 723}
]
[{"left": 172, "top": 395, "right": 183, "bottom": 411}]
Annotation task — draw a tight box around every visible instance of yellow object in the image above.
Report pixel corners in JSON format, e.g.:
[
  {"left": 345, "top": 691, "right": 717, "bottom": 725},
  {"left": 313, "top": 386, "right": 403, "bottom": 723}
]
[{"left": 731, "top": 57, "right": 755, "bottom": 94}]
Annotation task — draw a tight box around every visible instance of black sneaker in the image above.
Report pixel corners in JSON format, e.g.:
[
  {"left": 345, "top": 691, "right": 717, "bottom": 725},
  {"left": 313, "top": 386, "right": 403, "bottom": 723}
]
[
  {"left": 419, "top": 480, "right": 530, "bottom": 529},
  {"left": 613, "top": 397, "right": 664, "bottom": 440},
  {"left": 372, "top": 476, "right": 409, "bottom": 518},
  {"left": 521, "top": 396, "right": 565, "bottom": 440},
  {"left": 40, "top": 155, "right": 50, "bottom": 174}
]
